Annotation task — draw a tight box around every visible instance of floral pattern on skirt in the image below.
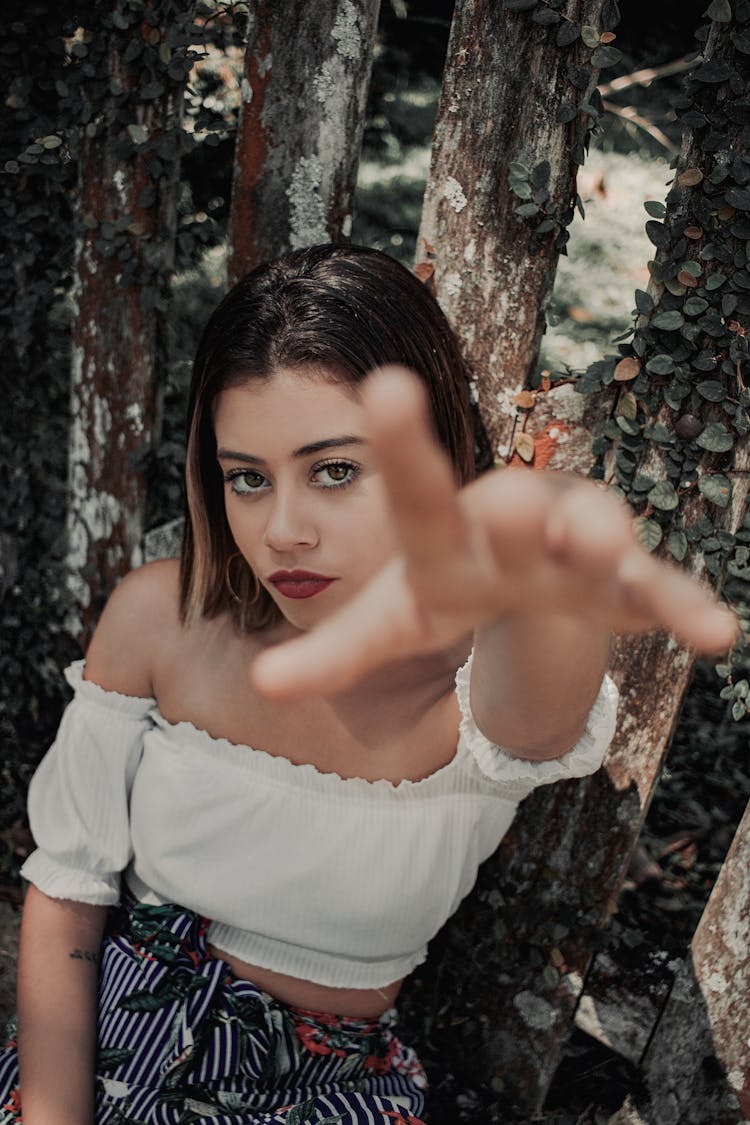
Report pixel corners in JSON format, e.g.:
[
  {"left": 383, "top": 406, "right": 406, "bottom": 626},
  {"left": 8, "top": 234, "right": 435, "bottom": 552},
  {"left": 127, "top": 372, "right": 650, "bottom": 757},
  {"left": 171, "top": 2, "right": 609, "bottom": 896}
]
[{"left": 0, "top": 892, "right": 427, "bottom": 1124}]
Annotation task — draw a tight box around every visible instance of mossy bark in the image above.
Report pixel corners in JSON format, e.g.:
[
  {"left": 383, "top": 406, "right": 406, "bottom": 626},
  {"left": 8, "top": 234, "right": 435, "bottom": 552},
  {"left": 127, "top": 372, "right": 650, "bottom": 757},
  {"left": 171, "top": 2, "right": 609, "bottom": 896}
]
[
  {"left": 67, "top": 23, "right": 184, "bottom": 646},
  {"left": 227, "top": 0, "right": 380, "bottom": 284}
]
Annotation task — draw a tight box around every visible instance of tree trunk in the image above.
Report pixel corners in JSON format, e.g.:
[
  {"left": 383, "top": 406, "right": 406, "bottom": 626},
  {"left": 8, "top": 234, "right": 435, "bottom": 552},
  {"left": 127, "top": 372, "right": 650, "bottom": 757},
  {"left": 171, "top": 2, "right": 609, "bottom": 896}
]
[
  {"left": 415, "top": 0, "right": 609, "bottom": 459},
  {"left": 227, "top": 0, "right": 380, "bottom": 284},
  {"left": 643, "top": 798, "right": 750, "bottom": 1124},
  {"left": 401, "top": 2, "right": 750, "bottom": 1114},
  {"left": 66, "top": 14, "right": 186, "bottom": 646}
]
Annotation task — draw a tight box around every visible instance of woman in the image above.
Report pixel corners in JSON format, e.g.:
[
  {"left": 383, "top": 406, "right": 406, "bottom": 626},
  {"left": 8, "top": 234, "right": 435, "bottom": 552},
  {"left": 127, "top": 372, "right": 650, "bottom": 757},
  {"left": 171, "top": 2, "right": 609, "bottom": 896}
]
[{"left": 1, "top": 244, "right": 736, "bottom": 1124}]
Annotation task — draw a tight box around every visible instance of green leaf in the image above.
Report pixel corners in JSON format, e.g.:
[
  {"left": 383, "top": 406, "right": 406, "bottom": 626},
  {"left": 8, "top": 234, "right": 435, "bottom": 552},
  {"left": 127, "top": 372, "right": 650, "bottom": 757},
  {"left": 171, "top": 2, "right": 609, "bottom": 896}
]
[
  {"left": 635, "top": 289, "right": 655, "bottom": 314},
  {"left": 645, "top": 220, "right": 670, "bottom": 247},
  {"left": 591, "top": 44, "right": 623, "bottom": 67},
  {"left": 602, "top": 0, "right": 621, "bottom": 30},
  {"left": 533, "top": 6, "right": 562, "bottom": 23},
  {"left": 644, "top": 201, "right": 666, "bottom": 219},
  {"left": 581, "top": 25, "right": 601, "bottom": 47},
  {"left": 732, "top": 700, "right": 747, "bottom": 721},
  {"left": 724, "top": 187, "right": 750, "bottom": 209},
  {"left": 531, "top": 160, "right": 551, "bottom": 189},
  {"left": 697, "top": 423, "right": 734, "bottom": 452},
  {"left": 668, "top": 530, "right": 688, "bottom": 561},
  {"left": 706, "top": 273, "right": 727, "bottom": 289},
  {"left": 515, "top": 202, "right": 540, "bottom": 217},
  {"left": 557, "top": 20, "right": 581, "bottom": 46},
  {"left": 616, "top": 415, "right": 641, "bottom": 436},
  {"left": 705, "top": 0, "right": 732, "bottom": 19},
  {"left": 648, "top": 481, "right": 679, "bottom": 511},
  {"left": 684, "top": 297, "right": 709, "bottom": 316},
  {"left": 645, "top": 422, "right": 674, "bottom": 443},
  {"left": 634, "top": 517, "right": 663, "bottom": 552},
  {"left": 652, "top": 310, "right": 685, "bottom": 330},
  {"left": 696, "top": 380, "right": 726, "bottom": 402},
  {"left": 509, "top": 161, "right": 530, "bottom": 178},
  {"left": 698, "top": 473, "right": 732, "bottom": 507},
  {"left": 680, "top": 260, "right": 702, "bottom": 277},
  {"left": 510, "top": 180, "right": 533, "bottom": 200},
  {"left": 556, "top": 101, "right": 578, "bottom": 124},
  {"left": 646, "top": 354, "right": 675, "bottom": 375}
]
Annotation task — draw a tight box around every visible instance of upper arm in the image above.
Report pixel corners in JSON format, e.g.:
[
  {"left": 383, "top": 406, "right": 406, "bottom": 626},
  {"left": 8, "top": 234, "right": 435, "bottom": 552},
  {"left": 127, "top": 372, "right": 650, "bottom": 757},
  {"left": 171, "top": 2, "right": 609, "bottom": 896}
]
[{"left": 84, "top": 558, "right": 181, "bottom": 698}]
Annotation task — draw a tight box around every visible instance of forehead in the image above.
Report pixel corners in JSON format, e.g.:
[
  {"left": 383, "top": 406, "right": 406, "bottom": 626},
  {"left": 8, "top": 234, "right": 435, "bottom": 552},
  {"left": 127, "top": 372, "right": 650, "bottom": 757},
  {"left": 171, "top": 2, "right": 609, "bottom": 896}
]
[{"left": 212, "top": 368, "right": 365, "bottom": 451}]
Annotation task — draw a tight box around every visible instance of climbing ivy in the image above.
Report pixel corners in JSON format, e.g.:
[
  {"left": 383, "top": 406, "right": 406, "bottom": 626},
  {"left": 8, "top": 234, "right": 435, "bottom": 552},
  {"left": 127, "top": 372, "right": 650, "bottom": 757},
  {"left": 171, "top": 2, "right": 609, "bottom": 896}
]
[
  {"left": 0, "top": 1, "right": 245, "bottom": 850},
  {"left": 505, "top": 0, "right": 622, "bottom": 255},
  {"left": 571, "top": 1, "right": 750, "bottom": 718}
]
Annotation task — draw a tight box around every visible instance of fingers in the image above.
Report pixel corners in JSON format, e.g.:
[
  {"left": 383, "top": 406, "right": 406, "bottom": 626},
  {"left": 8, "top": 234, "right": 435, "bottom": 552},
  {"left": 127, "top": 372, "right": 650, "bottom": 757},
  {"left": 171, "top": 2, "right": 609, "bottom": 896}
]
[
  {"left": 474, "top": 468, "right": 738, "bottom": 653},
  {"left": 250, "top": 562, "right": 423, "bottom": 699},
  {"left": 363, "top": 367, "right": 470, "bottom": 569},
  {"left": 616, "top": 549, "right": 740, "bottom": 654}
]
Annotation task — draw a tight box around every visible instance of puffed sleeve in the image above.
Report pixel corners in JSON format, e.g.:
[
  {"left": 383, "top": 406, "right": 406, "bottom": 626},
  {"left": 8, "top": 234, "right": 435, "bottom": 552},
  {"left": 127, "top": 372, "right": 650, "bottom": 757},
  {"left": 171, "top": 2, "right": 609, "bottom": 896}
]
[
  {"left": 20, "top": 660, "right": 154, "bottom": 904},
  {"left": 456, "top": 650, "right": 619, "bottom": 801}
]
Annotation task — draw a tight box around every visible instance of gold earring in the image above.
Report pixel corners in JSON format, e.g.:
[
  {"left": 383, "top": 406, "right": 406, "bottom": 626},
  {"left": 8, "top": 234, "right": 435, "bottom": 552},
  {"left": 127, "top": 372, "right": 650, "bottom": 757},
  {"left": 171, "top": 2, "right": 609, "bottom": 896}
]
[{"left": 225, "top": 552, "right": 260, "bottom": 606}]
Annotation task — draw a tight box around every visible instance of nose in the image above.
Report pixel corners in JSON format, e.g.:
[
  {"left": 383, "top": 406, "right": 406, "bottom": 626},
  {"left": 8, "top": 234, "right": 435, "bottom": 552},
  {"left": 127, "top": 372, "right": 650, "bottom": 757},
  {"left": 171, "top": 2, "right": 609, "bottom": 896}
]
[{"left": 263, "top": 486, "right": 318, "bottom": 552}]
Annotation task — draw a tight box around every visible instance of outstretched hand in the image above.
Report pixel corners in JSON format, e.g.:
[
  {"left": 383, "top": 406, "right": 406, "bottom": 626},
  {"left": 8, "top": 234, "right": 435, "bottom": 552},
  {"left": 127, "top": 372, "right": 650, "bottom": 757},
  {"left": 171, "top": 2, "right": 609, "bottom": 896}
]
[{"left": 251, "top": 367, "right": 738, "bottom": 699}]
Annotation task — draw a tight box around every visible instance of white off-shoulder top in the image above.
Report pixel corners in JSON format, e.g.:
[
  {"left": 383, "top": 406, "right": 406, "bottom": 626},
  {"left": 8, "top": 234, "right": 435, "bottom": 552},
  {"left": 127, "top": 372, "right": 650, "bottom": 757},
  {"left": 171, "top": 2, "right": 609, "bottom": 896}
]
[{"left": 21, "top": 655, "right": 618, "bottom": 989}]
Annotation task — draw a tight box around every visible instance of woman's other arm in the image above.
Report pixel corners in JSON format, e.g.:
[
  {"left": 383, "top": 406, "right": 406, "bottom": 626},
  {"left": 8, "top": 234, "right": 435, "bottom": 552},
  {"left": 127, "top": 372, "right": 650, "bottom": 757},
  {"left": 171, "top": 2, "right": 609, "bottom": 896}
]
[{"left": 17, "top": 885, "right": 108, "bottom": 1125}]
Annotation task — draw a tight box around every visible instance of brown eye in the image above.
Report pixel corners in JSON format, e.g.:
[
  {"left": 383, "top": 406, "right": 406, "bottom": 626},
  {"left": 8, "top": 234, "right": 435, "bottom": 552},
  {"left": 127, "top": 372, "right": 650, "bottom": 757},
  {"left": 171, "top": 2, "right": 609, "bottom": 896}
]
[{"left": 313, "top": 462, "right": 359, "bottom": 488}]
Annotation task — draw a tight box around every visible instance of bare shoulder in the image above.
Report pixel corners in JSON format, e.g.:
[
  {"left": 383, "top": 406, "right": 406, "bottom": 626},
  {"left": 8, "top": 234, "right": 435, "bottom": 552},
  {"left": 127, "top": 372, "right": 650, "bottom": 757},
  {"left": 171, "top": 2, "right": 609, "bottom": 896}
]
[{"left": 84, "top": 559, "right": 182, "bottom": 698}]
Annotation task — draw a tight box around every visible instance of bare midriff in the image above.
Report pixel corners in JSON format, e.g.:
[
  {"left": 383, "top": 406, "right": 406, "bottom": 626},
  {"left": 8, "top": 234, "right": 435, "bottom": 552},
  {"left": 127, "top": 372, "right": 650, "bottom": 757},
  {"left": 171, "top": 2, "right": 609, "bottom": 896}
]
[{"left": 206, "top": 943, "right": 404, "bottom": 1018}]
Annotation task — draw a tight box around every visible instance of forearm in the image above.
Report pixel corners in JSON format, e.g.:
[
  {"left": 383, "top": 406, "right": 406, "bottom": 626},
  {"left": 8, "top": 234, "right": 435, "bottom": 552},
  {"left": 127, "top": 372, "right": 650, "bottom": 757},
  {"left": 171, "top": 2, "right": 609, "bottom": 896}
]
[
  {"left": 471, "top": 612, "right": 611, "bottom": 759},
  {"left": 17, "top": 884, "right": 107, "bottom": 1125}
]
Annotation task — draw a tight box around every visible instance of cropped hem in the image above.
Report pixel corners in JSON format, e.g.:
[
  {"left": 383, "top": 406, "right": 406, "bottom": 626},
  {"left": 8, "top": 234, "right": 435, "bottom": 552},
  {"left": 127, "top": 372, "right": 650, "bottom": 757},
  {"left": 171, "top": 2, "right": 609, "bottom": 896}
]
[
  {"left": 21, "top": 849, "right": 121, "bottom": 905},
  {"left": 205, "top": 922, "right": 426, "bottom": 990},
  {"left": 455, "top": 652, "right": 618, "bottom": 798},
  {"left": 125, "top": 870, "right": 425, "bottom": 989}
]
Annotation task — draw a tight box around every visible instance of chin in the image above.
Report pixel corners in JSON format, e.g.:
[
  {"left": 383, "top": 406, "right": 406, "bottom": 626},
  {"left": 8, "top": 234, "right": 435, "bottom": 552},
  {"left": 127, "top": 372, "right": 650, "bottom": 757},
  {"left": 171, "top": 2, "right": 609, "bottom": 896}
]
[{"left": 269, "top": 589, "right": 343, "bottom": 630}]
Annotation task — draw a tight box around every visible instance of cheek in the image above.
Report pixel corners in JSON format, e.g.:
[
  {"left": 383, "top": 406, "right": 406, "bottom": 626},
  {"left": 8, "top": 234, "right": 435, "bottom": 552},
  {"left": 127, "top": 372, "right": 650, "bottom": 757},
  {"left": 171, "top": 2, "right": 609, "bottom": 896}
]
[
  {"left": 345, "top": 498, "right": 398, "bottom": 568},
  {"left": 224, "top": 496, "right": 262, "bottom": 550}
]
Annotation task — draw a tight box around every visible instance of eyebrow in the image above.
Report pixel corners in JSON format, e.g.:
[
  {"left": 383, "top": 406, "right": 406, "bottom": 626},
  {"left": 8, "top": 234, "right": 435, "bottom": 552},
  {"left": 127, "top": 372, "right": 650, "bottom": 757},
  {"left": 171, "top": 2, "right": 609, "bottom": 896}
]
[{"left": 216, "top": 435, "right": 366, "bottom": 465}]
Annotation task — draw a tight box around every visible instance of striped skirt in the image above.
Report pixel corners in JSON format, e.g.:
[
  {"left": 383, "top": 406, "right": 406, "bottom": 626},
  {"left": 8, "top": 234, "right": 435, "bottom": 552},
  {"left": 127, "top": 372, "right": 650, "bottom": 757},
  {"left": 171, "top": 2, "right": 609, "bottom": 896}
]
[{"left": 0, "top": 893, "right": 427, "bottom": 1124}]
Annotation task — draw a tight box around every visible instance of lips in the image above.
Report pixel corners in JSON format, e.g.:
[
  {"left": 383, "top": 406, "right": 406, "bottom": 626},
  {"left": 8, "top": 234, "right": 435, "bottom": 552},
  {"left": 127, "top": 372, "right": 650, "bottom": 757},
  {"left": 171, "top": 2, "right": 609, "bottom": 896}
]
[{"left": 268, "top": 570, "right": 336, "bottom": 600}]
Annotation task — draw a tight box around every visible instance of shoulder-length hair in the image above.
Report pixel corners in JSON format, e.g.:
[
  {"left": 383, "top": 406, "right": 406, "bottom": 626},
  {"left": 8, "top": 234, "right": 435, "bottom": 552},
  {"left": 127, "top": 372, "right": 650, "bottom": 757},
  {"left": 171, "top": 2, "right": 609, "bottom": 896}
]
[{"left": 180, "top": 243, "right": 476, "bottom": 633}]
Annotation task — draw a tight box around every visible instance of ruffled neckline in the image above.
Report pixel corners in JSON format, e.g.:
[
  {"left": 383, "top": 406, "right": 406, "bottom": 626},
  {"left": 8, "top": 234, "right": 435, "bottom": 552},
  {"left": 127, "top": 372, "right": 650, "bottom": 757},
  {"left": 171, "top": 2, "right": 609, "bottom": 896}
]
[{"left": 65, "top": 658, "right": 472, "bottom": 797}]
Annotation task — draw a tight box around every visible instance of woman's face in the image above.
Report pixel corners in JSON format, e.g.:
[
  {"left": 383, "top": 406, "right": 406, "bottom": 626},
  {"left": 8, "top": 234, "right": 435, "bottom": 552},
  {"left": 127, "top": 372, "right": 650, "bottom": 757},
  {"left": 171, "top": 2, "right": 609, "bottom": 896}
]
[{"left": 213, "top": 368, "right": 399, "bottom": 631}]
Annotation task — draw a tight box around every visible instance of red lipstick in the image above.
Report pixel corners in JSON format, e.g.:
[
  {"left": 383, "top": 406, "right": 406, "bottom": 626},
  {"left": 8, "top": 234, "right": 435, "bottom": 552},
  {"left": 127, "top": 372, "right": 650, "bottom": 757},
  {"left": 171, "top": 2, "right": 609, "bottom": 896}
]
[{"left": 268, "top": 569, "right": 336, "bottom": 599}]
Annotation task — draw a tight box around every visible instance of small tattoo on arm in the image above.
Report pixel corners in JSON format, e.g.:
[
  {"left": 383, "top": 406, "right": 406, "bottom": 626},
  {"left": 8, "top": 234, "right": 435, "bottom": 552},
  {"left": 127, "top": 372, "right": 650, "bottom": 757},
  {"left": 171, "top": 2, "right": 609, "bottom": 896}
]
[{"left": 69, "top": 948, "right": 99, "bottom": 965}]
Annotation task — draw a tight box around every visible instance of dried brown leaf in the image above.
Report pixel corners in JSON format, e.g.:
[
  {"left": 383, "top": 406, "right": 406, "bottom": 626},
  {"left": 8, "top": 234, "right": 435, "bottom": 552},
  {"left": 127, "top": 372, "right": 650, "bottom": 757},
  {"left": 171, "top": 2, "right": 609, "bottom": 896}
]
[
  {"left": 614, "top": 356, "right": 641, "bottom": 382},
  {"left": 677, "top": 167, "right": 703, "bottom": 187},
  {"left": 513, "top": 390, "right": 537, "bottom": 409},
  {"left": 514, "top": 432, "right": 535, "bottom": 463}
]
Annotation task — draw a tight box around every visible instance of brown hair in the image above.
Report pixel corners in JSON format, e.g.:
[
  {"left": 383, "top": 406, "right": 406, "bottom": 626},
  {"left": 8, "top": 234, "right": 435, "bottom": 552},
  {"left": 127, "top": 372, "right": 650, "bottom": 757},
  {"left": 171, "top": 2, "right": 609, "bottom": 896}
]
[{"left": 180, "top": 243, "right": 476, "bottom": 632}]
